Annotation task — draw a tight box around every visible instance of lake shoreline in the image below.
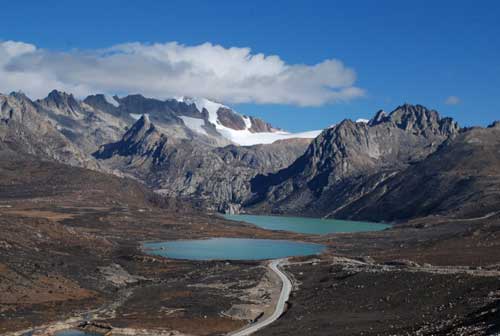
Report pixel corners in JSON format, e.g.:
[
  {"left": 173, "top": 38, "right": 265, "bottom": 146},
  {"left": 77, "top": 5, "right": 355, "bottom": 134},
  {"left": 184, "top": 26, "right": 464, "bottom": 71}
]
[
  {"left": 143, "top": 237, "right": 326, "bottom": 261},
  {"left": 222, "top": 213, "right": 391, "bottom": 235}
]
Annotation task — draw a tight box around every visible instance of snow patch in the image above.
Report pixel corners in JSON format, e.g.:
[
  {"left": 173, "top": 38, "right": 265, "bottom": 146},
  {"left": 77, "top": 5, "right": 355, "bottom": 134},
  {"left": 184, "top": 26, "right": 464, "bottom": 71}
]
[
  {"left": 174, "top": 96, "right": 320, "bottom": 146},
  {"left": 104, "top": 94, "right": 120, "bottom": 107},
  {"left": 180, "top": 116, "right": 208, "bottom": 135},
  {"left": 242, "top": 116, "right": 252, "bottom": 129},
  {"left": 176, "top": 97, "right": 226, "bottom": 125},
  {"left": 130, "top": 113, "right": 148, "bottom": 120},
  {"left": 216, "top": 128, "right": 322, "bottom": 146},
  {"left": 356, "top": 118, "right": 369, "bottom": 123}
]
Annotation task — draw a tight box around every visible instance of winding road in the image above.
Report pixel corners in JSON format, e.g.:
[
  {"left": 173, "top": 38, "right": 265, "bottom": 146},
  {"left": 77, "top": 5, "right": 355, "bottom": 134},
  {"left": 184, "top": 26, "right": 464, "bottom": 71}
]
[{"left": 230, "top": 258, "right": 292, "bottom": 336}]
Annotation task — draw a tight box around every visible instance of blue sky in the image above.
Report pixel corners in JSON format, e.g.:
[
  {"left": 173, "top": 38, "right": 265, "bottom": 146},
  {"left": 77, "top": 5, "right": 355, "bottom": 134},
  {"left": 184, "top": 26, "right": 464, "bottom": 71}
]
[{"left": 0, "top": 0, "right": 499, "bottom": 131}]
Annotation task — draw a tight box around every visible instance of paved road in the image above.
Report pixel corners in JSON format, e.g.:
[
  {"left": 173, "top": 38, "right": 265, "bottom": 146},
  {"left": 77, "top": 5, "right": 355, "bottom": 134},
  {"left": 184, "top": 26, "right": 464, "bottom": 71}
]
[
  {"left": 452, "top": 210, "right": 500, "bottom": 221},
  {"left": 230, "top": 258, "right": 291, "bottom": 336}
]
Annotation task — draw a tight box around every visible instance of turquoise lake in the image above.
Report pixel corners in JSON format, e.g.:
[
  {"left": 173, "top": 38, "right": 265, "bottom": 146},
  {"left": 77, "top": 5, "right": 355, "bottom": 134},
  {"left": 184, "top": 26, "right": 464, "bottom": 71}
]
[
  {"left": 55, "top": 330, "right": 100, "bottom": 336},
  {"left": 143, "top": 238, "right": 325, "bottom": 260},
  {"left": 223, "top": 214, "right": 390, "bottom": 235}
]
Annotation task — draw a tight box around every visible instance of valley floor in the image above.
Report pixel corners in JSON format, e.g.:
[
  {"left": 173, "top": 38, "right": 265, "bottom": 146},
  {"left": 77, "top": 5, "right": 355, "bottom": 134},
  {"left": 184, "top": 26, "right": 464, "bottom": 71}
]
[
  {"left": 0, "top": 200, "right": 298, "bottom": 336},
  {"left": 1, "top": 191, "right": 500, "bottom": 335}
]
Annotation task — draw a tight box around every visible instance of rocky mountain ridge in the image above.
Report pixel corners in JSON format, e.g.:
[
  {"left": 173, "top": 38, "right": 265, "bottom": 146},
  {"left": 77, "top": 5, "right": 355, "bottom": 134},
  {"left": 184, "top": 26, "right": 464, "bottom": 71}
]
[
  {"left": 245, "top": 104, "right": 464, "bottom": 219},
  {"left": 2, "top": 89, "right": 499, "bottom": 222},
  {"left": 0, "top": 89, "right": 319, "bottom": 212},
  {"left": 0, "top": 92, "right": 98, "bottom": 168},
  {"left": 94, "top": 114, "right": 310, "bottom": 213},
  {"left": 333, "top": 122, "right": 500, "bottom": 221}
]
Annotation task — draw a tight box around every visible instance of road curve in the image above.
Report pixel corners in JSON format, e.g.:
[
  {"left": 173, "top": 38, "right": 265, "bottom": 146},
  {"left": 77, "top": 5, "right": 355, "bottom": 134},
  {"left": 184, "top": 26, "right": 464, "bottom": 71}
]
[{"left": 230, "top": 258, "right": 291, "bottom": 336}]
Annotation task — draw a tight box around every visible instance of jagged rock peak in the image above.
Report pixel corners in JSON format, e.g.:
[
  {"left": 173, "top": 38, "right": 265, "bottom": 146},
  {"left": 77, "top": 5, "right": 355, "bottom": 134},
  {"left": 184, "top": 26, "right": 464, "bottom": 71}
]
[
  {"left": 390, "top": 103, "right": 439, "bottom": 122},
  {"left": 319, "top": 118, "right": 367, "bottom": 137},
  {"left": 368, "top": 109, "right": 387, "bottom": 126},
  {"left": 369, "top": 103, "right": 460, "bottom": 137},
  {"left": 83, "top": 94, "right": 120, "bottom": 107},
  {"left": 8, "top": 91, "right": 30, "bottom": 101},
  {"left": 124, "top": 114, "right": 153, "bottom": 140},
  {"left": 488, "top": 121, "right": 500, "bottom": 129},
  {"left": 93, "top": 112, "right": 167, "bottom": 161},
  {"left": 38, "top": 89, "right": 83, "bottom": 117},
  {"left": 137, "top": 113, "right": 151, "bottom": 126},
  {"left": 45, "top": 89, "right": 79, "bottom": 105}
]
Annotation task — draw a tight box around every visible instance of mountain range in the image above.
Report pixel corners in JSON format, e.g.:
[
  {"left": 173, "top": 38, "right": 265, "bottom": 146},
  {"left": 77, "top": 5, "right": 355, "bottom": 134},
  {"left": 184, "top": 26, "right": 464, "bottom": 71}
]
[{"left": 1, "top": 90, "right": 499, "bottom": 222}]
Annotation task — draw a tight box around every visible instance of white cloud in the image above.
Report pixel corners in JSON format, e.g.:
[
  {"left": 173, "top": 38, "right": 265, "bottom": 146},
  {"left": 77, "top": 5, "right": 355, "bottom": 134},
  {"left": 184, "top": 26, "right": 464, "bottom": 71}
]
[
  {"left": 0, "top": 40, "right": 364, "bottom": 106},
  {"left": 445, "top": 95, "right": 461, "bottom": 105}
]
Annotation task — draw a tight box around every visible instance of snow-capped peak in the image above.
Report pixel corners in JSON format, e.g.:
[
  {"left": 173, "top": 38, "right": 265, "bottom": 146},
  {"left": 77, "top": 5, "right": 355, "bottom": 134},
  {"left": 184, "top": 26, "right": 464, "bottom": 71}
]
[
  {"left": 356, "top": 118, "right": 369, "bottom": 123},
  {"left": 173, "top": 96, "right": 321, "bottom": 146}
]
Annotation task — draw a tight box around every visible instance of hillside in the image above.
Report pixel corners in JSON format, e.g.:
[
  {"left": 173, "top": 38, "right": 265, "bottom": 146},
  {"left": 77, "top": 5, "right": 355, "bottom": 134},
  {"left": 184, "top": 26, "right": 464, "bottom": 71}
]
[
  {"left": 333, "top": 122, "right": 500, "bottom": 221},
  {"left": 93, "top": 115, "right": 310, "bottom": 212},
  {"left": 245, "top": 104, "right": 461, "bottom": 219}
]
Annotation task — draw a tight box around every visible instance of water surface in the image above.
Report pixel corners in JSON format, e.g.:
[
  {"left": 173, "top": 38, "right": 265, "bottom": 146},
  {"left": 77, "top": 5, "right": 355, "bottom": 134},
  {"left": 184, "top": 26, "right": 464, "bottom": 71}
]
[
  {"left": 144, "top": 237, "right": 325, "bottom": 260},
  {"left": 224, "top": 214, "right": 390, "bottom": 235},
  {"left": 55, "top": 330, "right": 100, "bottom": 336}
]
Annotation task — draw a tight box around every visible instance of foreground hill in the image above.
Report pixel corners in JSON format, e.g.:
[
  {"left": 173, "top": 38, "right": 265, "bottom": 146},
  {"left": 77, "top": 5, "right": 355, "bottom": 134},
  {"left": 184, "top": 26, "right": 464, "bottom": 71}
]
[{"left": 0, "top": 147, "right": 151, "bottom": 207}]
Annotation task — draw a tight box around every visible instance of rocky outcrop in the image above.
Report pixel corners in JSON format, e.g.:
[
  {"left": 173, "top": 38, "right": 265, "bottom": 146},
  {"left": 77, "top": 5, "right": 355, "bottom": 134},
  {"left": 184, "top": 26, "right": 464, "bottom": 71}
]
[
  {"left": 35, "top": 91, "right": 130, "bottom": 154},
  {"left": 248, "top": 116, "right": 277, "bottom": 133},
  {"left": 93, "top": 117, "right": 310, "bottom": 212},
  {"left": 94, "top": 115, "right": 168, "bottom": 161},
  {"left": 83, "top": 94, "right": 122, "bottom": 116},
  {"left": 246, "top": 104, "right": 460, "bottom": 218},
  {"left": 1, "top": 89, "right": 313, "bottom": 212},
  {"left": 0, "top": 92, "right": 98, "bottom": 169},
  {"left": 488, "top": 121, "right": 500, "bottom": 129},
  {"left": 37, "top": 90, "right": 84, "bottom": 118},
  {"left": 217, "top": 107, "right": 247, "bottom": 130},
  {"left": 332, "top": 125, "right": 500, "bottom": 221},
  {"left": 78, "top": 322, "right": 112, "bottom": 336}
]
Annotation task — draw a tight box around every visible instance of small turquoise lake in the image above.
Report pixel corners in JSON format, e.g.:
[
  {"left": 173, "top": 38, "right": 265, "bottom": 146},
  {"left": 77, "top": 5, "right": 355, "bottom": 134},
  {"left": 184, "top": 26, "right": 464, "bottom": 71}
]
[
  {"left": 143, "top": 238, "right": 325, "bottom": 261},
  {"left": 223, "top": 214, "right": 390, "bottom": 235},
  {"left": 55, "top": 330, "right": 100, "bottom": 336}
]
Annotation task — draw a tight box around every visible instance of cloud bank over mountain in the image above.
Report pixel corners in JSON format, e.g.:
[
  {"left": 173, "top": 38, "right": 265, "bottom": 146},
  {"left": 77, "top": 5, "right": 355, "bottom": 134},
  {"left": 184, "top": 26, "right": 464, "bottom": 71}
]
[{"left": 0, "top": 40, "right": 364, "bottom": 106}]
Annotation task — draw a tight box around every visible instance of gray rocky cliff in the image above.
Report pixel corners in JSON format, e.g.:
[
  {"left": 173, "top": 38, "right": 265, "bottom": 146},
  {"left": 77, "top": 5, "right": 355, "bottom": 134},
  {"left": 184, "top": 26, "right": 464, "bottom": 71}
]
[
  {"left": 93, "top": 117, "right": 310, "bottom": 212},
  {"left": 246, "top": 104, "right": 460, "bottom": 218}
]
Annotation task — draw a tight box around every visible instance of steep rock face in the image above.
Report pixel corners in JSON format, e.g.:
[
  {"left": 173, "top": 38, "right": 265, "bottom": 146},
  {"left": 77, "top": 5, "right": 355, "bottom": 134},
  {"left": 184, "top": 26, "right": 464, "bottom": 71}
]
[
  {"left": 83, "top": 94, "right": 122, "bottom": 117},
  {"left": 216, "top": 107, "right": 247, "bottom": 130},
  {"left": 2, "top": 90, "right": 314, "bottom": 212},
  {"left": 214, "top": 106, "right": 275, "bottom": 133},
  {"left": 248, "top": 116, "right": 276, "bottom": 133},
  {"left": 117, "top": 95, "right": 181, "bottom": 125},
  {"left": 0, "top": 92, "right": 97, "bottom": 168},
  {"left": 247, "top": 104, "right": 460, "bottom": 217},
  {"left": 33, "top": 91, "right": 318, "bottom": 153},
  {"left": 488, "top": 121, "right": 500, "bottom": 129},
  {"left": 37, "top": 90, "right": 84, "bottom": 118},
  {"left": 94, "top": 115, "right": 169, "bottom": 164},
  {"left": 94, "top": 117, "right": 310, "bottom": 212},
  {"left": 334, "top": 125, "right": 500, "bottom": 221},
  {"left": 36, "top": 91, "right": 129, "bottom": 154}
]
